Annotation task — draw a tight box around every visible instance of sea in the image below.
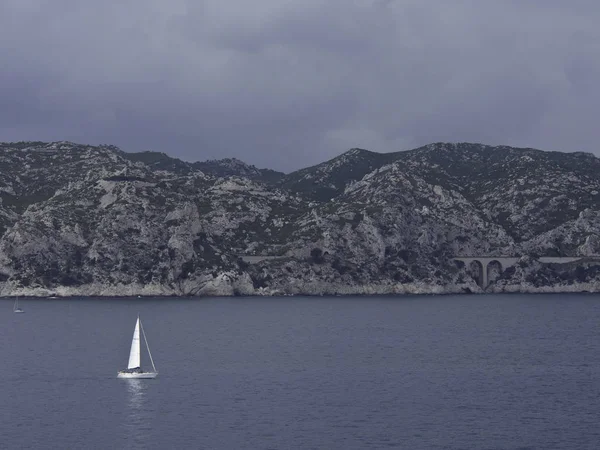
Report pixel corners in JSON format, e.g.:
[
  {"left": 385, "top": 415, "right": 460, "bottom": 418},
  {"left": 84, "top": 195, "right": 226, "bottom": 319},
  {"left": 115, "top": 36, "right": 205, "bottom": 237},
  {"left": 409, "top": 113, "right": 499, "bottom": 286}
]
[{"left": 2, "top": 293, "right": 600, "bottom": 450}]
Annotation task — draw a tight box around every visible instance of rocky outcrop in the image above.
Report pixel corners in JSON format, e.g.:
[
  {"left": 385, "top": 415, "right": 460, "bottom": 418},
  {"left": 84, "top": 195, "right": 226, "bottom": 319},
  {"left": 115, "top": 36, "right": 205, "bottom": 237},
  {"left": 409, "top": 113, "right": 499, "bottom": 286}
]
[{"left": 0, "top": 140, "right": 599, "bottom": 296}]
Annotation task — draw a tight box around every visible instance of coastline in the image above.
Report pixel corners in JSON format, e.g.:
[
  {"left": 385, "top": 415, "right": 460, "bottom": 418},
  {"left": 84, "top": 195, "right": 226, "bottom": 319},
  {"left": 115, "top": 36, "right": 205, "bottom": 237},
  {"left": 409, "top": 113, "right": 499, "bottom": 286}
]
[{"left": 2, "top": 279, "right": 598, "bottom": 298}]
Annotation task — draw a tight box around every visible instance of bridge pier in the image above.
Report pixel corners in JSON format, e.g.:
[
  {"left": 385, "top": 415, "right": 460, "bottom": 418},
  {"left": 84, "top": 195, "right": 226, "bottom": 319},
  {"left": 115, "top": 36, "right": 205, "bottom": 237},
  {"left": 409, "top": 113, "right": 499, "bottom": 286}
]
[{"left": 481, "top": 261, "right": 488, "bottom": 289}]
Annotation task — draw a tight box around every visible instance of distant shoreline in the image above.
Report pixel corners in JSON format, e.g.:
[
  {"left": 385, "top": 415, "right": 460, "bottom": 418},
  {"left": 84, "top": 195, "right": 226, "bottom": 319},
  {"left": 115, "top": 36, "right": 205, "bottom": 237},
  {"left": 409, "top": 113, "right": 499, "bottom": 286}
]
[{"left": 2, "top": 287, "right": 599, "bottom": 299}]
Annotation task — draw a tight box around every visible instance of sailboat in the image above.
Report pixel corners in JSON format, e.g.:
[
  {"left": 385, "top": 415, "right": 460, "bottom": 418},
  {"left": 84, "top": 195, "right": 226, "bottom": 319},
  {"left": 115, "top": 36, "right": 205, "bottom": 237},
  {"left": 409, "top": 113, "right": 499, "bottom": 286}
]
[
  {"left": 13, "top": 297, "right": 24, "bottom": 314},
  {"left": 117, "top": 315, "right": 158, "bottom": 379}
]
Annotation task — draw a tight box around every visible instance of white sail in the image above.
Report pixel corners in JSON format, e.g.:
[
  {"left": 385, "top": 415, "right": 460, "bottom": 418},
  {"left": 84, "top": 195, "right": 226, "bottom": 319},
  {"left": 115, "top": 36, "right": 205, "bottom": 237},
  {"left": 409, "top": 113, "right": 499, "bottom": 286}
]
[
  {"left": 118, "top": 315, "right": 157, "bottom": 378},
  {"left": 13, "top": 297, "right": 24, "bottom": 313},
  {"left": 127, "top": 317, "right": 141, "bottom": 369}
]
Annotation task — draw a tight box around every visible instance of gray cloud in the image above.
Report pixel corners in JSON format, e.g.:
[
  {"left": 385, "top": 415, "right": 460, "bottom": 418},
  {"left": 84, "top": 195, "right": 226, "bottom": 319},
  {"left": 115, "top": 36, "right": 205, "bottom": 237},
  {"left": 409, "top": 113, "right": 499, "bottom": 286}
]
[{"left": 1, "top": 0, "right": 599, "bottom": 171}]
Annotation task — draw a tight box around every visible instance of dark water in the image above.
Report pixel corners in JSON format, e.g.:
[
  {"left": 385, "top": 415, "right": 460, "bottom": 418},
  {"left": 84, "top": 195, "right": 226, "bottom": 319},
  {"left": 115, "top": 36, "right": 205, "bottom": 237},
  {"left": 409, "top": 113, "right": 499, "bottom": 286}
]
[{"left": 2, "top": 294, "right": 600, "bottom": 450}]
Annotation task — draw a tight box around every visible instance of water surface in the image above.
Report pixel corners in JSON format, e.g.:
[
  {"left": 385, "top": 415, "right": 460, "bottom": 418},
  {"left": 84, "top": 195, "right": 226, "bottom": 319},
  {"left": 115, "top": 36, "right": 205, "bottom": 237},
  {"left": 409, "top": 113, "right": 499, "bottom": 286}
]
[{"left": 2, "top": 294, "right": 600, "bottom": 449}]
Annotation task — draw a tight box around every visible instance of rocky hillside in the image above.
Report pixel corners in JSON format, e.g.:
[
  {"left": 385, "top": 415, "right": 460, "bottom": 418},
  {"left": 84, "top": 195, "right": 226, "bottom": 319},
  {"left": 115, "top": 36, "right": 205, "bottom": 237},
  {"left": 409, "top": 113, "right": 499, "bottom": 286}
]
[{"left": 1, "top": 141, "right": 599, "bottom": 297}]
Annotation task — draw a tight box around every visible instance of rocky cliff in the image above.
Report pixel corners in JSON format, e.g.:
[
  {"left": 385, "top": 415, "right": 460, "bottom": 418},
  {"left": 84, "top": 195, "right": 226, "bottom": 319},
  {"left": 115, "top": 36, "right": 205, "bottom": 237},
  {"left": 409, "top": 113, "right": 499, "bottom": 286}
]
[{"left": 1, "top": 141, "right": 599, "bottom": 297}]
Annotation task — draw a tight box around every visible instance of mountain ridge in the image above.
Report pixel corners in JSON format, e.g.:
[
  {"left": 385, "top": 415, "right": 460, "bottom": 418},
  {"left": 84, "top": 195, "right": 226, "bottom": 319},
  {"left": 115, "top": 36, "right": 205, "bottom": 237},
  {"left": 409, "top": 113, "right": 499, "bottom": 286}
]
[{"left": 1, "top": 140, "right": 600, "bottom": 297}]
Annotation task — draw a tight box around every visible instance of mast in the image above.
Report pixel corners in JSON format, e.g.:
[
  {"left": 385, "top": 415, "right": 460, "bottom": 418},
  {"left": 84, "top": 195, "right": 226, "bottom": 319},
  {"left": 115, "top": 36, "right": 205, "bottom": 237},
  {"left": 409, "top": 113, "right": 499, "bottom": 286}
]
[
  {"left": 140, "top": 319, "right": 157, "bottom": 373},
  {"left": 127, "top": 316, "right": 141, "bottom": 369}
]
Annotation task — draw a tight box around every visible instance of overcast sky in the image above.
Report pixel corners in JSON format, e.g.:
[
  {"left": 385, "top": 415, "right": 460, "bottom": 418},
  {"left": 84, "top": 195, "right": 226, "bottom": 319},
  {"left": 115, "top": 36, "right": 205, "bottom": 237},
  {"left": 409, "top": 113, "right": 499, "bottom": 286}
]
[{"left": 1, "top": 1, "right": 599, "bottom": 172}]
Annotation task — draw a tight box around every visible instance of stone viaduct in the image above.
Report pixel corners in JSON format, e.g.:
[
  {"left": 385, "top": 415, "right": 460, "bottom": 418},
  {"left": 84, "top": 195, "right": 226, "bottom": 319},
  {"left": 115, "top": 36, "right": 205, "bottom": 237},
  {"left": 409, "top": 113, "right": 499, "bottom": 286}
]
[{"left": 452, "top": 257, "right": 584, "bottom": 289}]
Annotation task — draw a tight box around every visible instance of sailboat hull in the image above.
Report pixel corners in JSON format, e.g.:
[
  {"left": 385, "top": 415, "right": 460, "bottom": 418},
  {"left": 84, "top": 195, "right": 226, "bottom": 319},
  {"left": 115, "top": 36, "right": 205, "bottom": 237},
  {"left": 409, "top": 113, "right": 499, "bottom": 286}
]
[{"left": 117, "top": 372, "right": 158, "bottom": 379}]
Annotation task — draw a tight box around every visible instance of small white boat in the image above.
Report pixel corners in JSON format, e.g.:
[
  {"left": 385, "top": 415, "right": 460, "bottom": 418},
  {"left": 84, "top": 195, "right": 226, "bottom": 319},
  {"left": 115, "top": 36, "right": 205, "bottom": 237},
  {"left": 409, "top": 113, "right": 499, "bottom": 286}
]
[
  {"left": 117, "top": 315, "right": 158, "bottom": 379},
  {"left": 13, "top": 297, "right": 24, "bottom": 314}
]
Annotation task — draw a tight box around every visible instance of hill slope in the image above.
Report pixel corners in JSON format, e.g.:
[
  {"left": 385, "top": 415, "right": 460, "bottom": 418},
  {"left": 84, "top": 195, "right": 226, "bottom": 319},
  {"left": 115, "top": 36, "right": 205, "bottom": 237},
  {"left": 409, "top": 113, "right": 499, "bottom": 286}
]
[{"left": 1, "top": 140, "right": 599, "bottom": 296}]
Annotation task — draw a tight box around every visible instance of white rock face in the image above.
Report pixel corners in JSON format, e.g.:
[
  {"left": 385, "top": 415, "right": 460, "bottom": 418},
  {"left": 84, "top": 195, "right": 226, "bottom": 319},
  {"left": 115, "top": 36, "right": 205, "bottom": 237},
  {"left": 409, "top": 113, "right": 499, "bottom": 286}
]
[{"left": 0, "top": 141, "right": 600, "bottom": 297}]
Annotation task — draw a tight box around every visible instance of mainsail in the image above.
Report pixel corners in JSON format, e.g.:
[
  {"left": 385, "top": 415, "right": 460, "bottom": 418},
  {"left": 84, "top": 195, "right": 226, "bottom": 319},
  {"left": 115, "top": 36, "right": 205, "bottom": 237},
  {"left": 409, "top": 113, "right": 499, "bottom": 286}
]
[{"left": 127, "top": 317, "right": 141, "bottom": 369}]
